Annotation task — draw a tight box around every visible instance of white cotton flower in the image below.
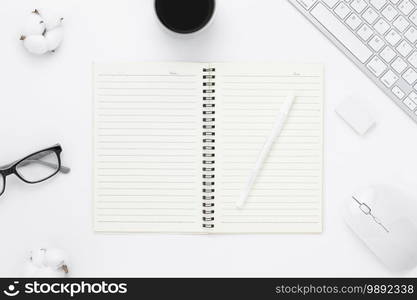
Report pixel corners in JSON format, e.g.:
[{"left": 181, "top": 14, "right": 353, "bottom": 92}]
[
  {"left": 21, "top": 10, "right": 46, "bottom": 36},
  {"left": 43, "top": 248, "right": 68, "bottom": 268},
  {"left": 45, "top": 24, "right": 64, "bottom": 52},
  {"left": 30, "top": 248, "right": 47, "bottom": 267},
  {"left": 24, "top": 248, "right": 69, "bottom": 277},
  {"left": 46, "top": 17, "right": 64, "bottom": 31},
  {"left": 21, "top": 35, "right": 48, "bottom": 55},
  {"left": 20, "top": 10, "right": 64, "bottom": 55}
]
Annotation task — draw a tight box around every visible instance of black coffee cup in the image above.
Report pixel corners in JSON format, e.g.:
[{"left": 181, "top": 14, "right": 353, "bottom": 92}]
[{"left": 155, "top": 0, "right": 216, "bottom": 34}]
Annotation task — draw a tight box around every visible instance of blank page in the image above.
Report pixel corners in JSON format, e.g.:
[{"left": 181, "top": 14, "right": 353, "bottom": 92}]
[
  {"left": 215, "top": 63, "right": 323, "bottom": 233},
  {"left": 93, "top": 62, "right": 203, "bottom": 232}
]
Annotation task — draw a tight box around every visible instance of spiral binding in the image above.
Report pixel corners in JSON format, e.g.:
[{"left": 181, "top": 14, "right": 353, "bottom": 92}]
[{"left": 202, "top": 67, "right": 216, "bottom": 229}]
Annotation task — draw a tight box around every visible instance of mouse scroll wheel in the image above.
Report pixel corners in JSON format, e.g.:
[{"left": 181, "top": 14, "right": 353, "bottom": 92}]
[{"left": 359, "top": 203, "right": 371, "bottom": 215}]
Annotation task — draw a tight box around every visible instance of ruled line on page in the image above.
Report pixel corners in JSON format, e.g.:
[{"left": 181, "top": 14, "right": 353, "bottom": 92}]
[
  {"left": 97, "top": 80, "right": 196, "bottom": 83},
  {"left": 97, "top": 73, "right": 197, "bottom": 77},
  {"left": 222, "top": 75, "right": 320, "bottom": 78},
  {"left": 96, "top": 221, "right": 196, "bottom": 224},
  {"left": 220, "top": 221, "right": 320, "bottom": 224},
  {"left": 97, "top": 94, "right": 197, "bottom": 97}
]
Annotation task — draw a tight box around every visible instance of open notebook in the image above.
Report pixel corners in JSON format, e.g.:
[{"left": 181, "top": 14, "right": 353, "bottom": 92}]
[{"left": 93, "top": 62, "right": 324, "bottom": 233}]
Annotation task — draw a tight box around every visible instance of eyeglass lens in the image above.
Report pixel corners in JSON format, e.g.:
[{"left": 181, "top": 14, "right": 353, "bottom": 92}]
[{"left": 15, "top": 150, "right": 60, "bottom": 183}]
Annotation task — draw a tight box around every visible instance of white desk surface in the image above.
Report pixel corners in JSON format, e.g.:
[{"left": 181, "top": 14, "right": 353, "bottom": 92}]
[{"left": 1, "top": 0, "right": 417, "bottom": 277}]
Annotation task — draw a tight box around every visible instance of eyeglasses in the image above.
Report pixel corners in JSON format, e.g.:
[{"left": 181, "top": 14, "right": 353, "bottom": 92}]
[{"left": 0, "top": 144, "right": 70, "bottom": 197}]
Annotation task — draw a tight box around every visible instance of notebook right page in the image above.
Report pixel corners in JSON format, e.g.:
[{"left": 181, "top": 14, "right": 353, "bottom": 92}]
[{"left": 215, "top": 63, "right": 323, "bottom": 233}]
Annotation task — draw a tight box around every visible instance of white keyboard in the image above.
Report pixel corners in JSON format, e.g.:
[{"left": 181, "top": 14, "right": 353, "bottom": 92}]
[{"left": 289, "top": 0, "right": 417, "bottom": 123}]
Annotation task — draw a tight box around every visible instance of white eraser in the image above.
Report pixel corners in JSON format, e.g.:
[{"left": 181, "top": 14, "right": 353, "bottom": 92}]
[{"left": 335, "top": 97, "right": 376, "bottom": 135}]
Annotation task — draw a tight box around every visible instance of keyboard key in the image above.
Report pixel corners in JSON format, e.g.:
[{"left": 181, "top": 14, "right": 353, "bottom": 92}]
[
  {"left": 393, "top": 16, "right": 410, "bottom": 32},
  {"left": 408, "top": 91, "right": 417, "bottom": 102},
  {"left": 311, "top": 4, "right": 373, "bottom": 63},
  {"left": 335, "top": 2, "right": 351, "bottom": 19},
  {"left": 374, "top": 18, "right": 390, "bottom": 35},
  {"left": 371, "top": 0, "right": 388, "bottom": 9},
  {"left": 398, "top": 0, "right": 414, "bottom": 15},
  {"left": 408, "top": 51, "right": 417, "bottom": 68},
  {"left": 367, "top": 56, "right": 387, "bottom": 76},
  {"left": 409, "top": 10, "right": 417, "bottom": 25},
  {"left": 380, "top": 46, "right": 397, "bottom": 62},
  {"left": 397, "top": 40, "right": 413, "bottom": 57},
  {"left": 392, "top": 57, "right": 408, "bottom": 73},
  {"left": 403, "top": 68, "right": 417, "bottom": 84},
  {"left": 297, "top": 0, "right": 317, "bottom": 9},
  {"left": 351, "top": 0, "right": 368, "bottom": 13},
  {"left": 381, "top": 70, "right": 399, "bottom": 87},
  {"left": 369, "top": 35, "right": 385, "bottom": 51},
  {"left": 382, "top": 5, "right": 399, "bottom": 21},
  {"left": 403, "top": 97, "right": 417, "bottom": 110},
  {"left": 370, "top": 0, "right": 388, "bottom": 9},
  {"left": 392, "top": 85, "right": 406, "bottom": 99},
  {"left": 405, "top": 26, "right": 417, "bottom": 42},
  {"left": 346, "top": 13, "right": 363, "bottom": 30},
  {"left": 363, "top": 7, "right": 379, "bottom": 24},
  {"left": 385, "top": 29, "right": 402, "bottom": 45},
  {"left": 358, "top": 24, "right": 374, "bottom": 41}
]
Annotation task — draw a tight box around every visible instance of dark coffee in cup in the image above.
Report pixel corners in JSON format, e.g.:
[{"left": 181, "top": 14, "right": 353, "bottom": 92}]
[{"left": 155, "top": 0, "right": 215, "bottom": 34}]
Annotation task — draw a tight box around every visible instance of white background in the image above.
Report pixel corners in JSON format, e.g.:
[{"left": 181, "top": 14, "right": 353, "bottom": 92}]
[{"left": 0, "top": 0, "right": 417, "bottom": 277}]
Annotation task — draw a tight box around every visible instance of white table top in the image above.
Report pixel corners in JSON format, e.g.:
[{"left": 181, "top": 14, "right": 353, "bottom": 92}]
[{"left": 1, "top": 0, "right": 416, "bottom": 277}]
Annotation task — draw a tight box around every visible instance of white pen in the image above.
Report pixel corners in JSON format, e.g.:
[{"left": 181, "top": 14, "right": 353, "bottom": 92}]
[{"left": 236, "top": 92, "right": 296, "bottom": 209}]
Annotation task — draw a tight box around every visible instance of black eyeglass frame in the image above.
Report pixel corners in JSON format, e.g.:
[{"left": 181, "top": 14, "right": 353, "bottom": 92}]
[{"left": 0, "top": 144, "right": 70, "bottom": 196}]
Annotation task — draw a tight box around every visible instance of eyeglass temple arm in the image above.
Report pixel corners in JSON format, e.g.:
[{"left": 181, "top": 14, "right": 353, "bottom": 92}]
[{"left": 18, "top": 159, "right": 71, "bottom": 174}]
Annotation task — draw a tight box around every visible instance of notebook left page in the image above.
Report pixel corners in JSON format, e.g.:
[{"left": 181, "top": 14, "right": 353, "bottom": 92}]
[{"left": 93, "top": 62, "right": 202, "bottom": 233}]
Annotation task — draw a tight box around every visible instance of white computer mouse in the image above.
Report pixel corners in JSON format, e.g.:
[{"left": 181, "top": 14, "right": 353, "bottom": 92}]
[{"left": 343, "top": 185, "right": 417, "bottom": 271}]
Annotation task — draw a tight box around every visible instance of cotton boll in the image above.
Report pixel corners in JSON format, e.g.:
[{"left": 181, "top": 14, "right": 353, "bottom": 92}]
[
  {"left": 46, "top": 17, "right": 64, "bottom": 30},
  {"left": 20, "top": 10, "right": 65, "bottom": 56},
  {"left": 43, "top": 248, "right": 68, "bottom": 270},
  {"left": 25, "top": 248, "right": 69, "bottom": 277},
  {"left": 30, "top": 248, "right": 47, "bottom": 267},
  {"left": 21, "top": 10, "right": 46, "bottom": 36},
  {"left": 44, "top": 26, "right": 64, "bottom": 52},
  {"left": 21, "top": 35, "right": 48, "bottom": 55}
]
